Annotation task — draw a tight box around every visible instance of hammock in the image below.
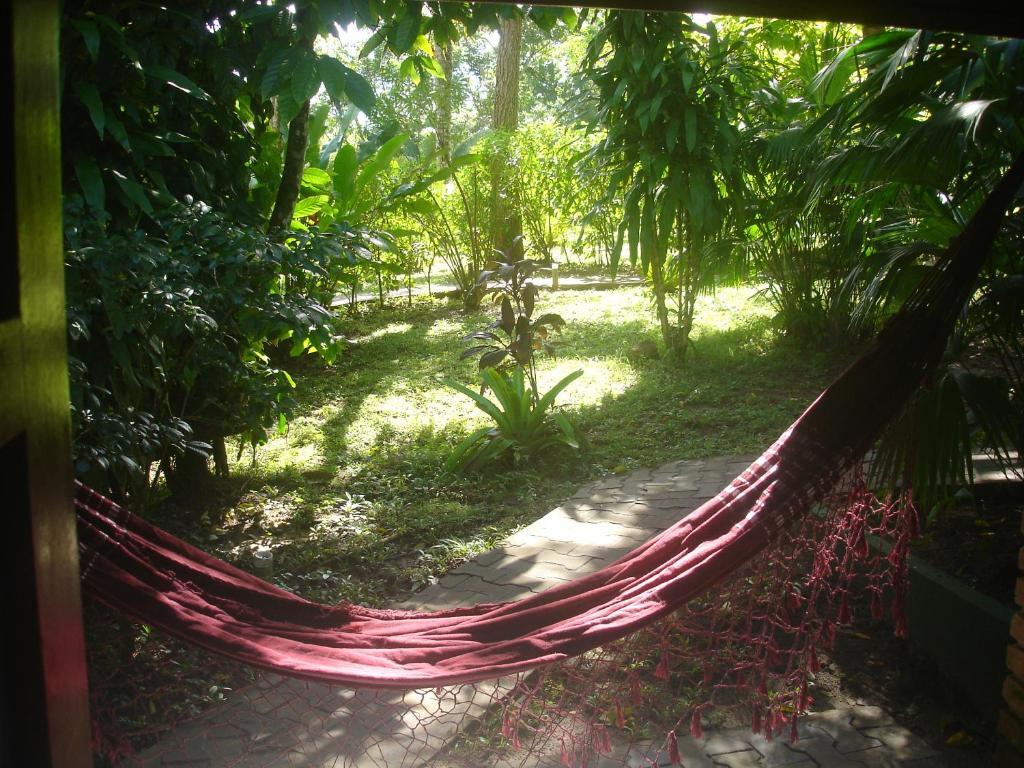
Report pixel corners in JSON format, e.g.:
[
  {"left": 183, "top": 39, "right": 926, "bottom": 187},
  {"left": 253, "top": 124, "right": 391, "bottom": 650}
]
[{"left": 78, "top": 154, "right": 1023, "bottom": 702}]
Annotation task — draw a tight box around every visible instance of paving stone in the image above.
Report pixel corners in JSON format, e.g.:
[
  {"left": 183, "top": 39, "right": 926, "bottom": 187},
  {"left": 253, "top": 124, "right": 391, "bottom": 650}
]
[
  {"left": 472, "top": 547, "right": 510, "bottom": 567},
  {"left": 807, "top": 710, "right": 886, "bottom": 754},
  {"left": 504, "top": 533, "right": 578, "bottom": 554},
  {"left": 527, "top": 519, "right": 659, "bottom": 547},
  {"left": 850, "top": 749, "right": 950, "bottom": 767},
  {"left": 610, "top": 737, "right": 716, "bottom": 767},
  {"left": 452, "top": 577, "right": 535, "bottom": 603},
  {"left": 434, "top": 573, "right": 471, "bottom": 590},
  {"left": 546, "top": 505, "right": 641, "bottom": 525},
  {"left": 620, "top": 480, "right": 655, "bottom": 496},
  {"left": 710, "top": 748, "right": 766, "bottom": 767},
  {"left": 646, "top": 494, "right": 704, "bottom": 509},
  {"left": 574, "top": 500, "right": 646, "bottom": 516},
  {"left": 747, "top": 733, "right": 818, "bottom": 766},
  {"left": 531, "top": 548, "right": 597, "bottom": 571},
  {"left": 579, "top": 490, "right": 632, "bottom": 504},
  {"left": 564, "top": 542, "right": 623, "bottom": 562},
  {"left": 703, "top": 730, "right": 757, "bottom": 755},
  {"left": 848, "top": 706, "right": 896, "bottom": 729},
  {"left": 408, "top": 580, "right": 512, "bottom": 609},
  {"left": 857, "top": 725, "right": 940, "bottom": 761},
  {"left": 785, "top": 737, "right": 880, "bottom": 767}
]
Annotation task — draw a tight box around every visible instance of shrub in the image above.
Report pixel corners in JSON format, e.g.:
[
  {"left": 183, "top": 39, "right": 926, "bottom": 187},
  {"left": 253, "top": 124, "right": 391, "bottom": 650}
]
[
  {"left": 448, "top": 257, "right": 583, "bottom": 472},
  {"left": 65, "top": 201, "right": 351, "bottom": 498}
]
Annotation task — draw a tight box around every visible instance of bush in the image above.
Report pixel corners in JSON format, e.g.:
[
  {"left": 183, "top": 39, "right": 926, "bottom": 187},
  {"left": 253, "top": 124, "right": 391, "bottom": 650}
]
[
  {"left": 448, "top": 257, "right": 583, "bottom": 472},
  {"left": 65, "top": 201, "right": 351, "bottom": 498}
]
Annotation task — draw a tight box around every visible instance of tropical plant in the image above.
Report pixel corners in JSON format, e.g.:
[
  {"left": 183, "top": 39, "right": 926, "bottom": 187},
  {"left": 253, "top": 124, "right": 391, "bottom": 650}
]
[
  {"left": 445, "top": 367, "right": 583, "bottom": 472},
  {"left": 415, "top": 135, "right": 493, "bottom": 309},
  {"left": 65, "top": 202, "right": 345, "bottom": 498},
  {"left": 449, "top": 257, "right": 583, "bottom": 471},
  {"left": 461, "top": 257, "right": 570, "bottom": 395},
  {"left": 802, "top": 29, "right": 1024, "bottom": 512},
  {"left": 741, "top": 23, "right": 867, "bottom": 343},
  {"left": 580, "top": 11, "right": 756, "bottom": 359}
]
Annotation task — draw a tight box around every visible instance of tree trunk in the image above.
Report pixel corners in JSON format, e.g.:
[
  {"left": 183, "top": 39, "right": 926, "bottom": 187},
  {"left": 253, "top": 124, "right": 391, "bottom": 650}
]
[
  {"left": 490, "top": 14, "right": 523, "bottom": 260},
  {"left": 212, "top": 435, "right": 229, "bottom": 477},
  {"left": 267, "top": 98, "right": 311, "bottom": 234},
  {"left": 432, "top": 39, "right": 454, "bottom": 164}
]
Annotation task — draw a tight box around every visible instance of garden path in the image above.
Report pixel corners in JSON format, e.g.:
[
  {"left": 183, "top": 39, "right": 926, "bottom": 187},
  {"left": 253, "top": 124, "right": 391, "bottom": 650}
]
[
  {"left": 134, "top": 457, "right": 946, "bottom": 767},
  {"left": 330, "top": 272, "right": 645, "bottom": 307}
]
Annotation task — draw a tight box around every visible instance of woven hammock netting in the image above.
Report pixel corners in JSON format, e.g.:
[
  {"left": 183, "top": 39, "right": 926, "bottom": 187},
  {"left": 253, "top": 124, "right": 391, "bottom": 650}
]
[{"left": 80, "top": 155, "right": 1024, "bottom": 767}]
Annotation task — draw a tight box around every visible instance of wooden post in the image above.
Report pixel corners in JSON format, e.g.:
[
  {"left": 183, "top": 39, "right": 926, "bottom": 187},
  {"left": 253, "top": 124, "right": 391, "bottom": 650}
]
[
  {"left": 998, "top": 512, "right": 1024, "bottom": 767},
  {"left": 0, "top": 2, "right": 92, "bottom": 765}
]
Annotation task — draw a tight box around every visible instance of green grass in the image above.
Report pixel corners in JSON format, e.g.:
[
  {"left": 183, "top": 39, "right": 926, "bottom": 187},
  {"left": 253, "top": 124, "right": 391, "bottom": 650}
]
[{"left": 193, "top": 285, "right": 856, "bottom": 607}]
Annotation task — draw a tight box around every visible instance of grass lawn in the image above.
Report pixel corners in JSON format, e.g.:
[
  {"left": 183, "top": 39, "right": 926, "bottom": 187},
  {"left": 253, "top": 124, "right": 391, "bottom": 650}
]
[{"left": 173, "top": 285, "right": 858, "bottom": 607}]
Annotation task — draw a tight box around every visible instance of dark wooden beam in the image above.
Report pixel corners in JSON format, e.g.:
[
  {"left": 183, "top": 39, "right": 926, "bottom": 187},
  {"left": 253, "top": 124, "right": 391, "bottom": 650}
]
[
  {"left": 1, "top": 1, "right": 92, "bottom": 765},
  {"left": 526, "top": 0, "right": 1024, "bottom": 38}
]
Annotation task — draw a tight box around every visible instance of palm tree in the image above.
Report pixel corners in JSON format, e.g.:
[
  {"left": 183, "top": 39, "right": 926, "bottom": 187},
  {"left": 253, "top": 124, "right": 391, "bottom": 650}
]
[{"left": 804, "top": 29, "right": 1024, "bottom": 513}]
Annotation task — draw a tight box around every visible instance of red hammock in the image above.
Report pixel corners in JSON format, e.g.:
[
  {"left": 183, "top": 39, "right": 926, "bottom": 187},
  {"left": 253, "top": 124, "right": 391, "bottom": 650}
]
[{"left": 76, "top": 153, "right": 1024, "bottom": 693}]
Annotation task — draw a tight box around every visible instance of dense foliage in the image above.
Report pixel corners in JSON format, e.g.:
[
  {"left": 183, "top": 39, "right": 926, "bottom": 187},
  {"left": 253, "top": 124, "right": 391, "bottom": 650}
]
[
  {"left": 61, "top": 1, "right": 574, "bottom": 497},
  {"left": 66, "top": 203, "right": 347, "bottom": 495},
  {"left": 581, "top": 12, "right": 753, "bottom": 359},
  {"left": 62, "top": 0, "right": 1021, "bottom": 510}
]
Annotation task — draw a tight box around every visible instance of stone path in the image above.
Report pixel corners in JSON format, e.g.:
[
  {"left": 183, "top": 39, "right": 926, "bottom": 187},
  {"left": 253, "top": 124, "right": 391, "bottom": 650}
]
[
  {"left": 133, "top": 457, "right": 947, "bottom": 767},
  {"left": 597, "top": 706, "right": 942, "bottom": 767},
  {"left": 331, "top": 273, "right": 645, "bottom": 308}
]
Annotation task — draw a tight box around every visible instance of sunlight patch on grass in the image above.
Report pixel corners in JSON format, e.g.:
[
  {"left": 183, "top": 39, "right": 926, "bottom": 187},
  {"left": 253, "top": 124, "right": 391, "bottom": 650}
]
[
  {"left": 256, "top": 431, "right": 324, "bottom": 472},
  {"left": 344, "top": 386, "right": 465, "bottom": 453},
  {"left": 352, "top": 321, "right": 414, "bottom": 344},
  {"left": 691, "top": 285, "right": 773, "bottom": 335},
  {"left": 425, "top": 316, "right": 466, "bottom": 338},
  {"left": 540, "top": 358, "right": 635, "bottom": 408}
]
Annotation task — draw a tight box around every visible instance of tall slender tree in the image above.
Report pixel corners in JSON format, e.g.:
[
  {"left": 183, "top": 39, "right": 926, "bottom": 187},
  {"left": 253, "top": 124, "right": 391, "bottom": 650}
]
[
  {"left": 582, "top": 11, "right": 754, "bottom": 359},
  {"left": 432, "top": 38, "right": 455, "bottom": 163},
  {"left": 490, "top": 13, "right": 524, "bottom": 260}
]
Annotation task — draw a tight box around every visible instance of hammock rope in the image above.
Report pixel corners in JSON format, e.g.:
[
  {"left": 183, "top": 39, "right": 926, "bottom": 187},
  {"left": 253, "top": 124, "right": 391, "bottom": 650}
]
[{"left": 77, "top": 153, "right": 1023, "bottom": 690}]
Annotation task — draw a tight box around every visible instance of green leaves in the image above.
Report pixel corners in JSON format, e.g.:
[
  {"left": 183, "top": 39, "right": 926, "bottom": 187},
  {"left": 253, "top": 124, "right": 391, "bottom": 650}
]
[
  {"left": 318, "top": 56, "right": 348, "bottom": 105},
  {"left": 389, "top": 3, "right": 423, "bottom": 54},
  {"left": 111, "top": 169, "right": 153, "bottom": 215},
  {"left": 70, "top": 18, "right": 100, "bottom": 61},
  {"left": 332, "top": 144, "right": 359, "bottom": 204},
  {"left": 291, "top": 52, "right": 321, "bottom": 105},
  {"left": 683, "top": 106, "right": 697, "bottom": 152},
  {"left": 259, "top": 47, "right": 377, "bottom": 120},
  {"left": 301, "top": 167, "right": 332, "bottom": 191},
  {"left": 445, "top": 367, "right": 584, "bottom": 473},
  {"left": 357, "top": 133, "right": 410, "bottom": 188},
  {"left": 145, "top": 64, "right": 210, "bottom": 100},
  {"left": 74, "top": 156, "right": 105, "bottom": 211},
  {"left": 318, "top": 55, "right": 375, "bottom": 114},
  {"left": 342, "top": 66, "right": 376, "bottom": 114},
  {"left": 292, "top": 195, "right": 330, "bottom": 218},
  {"left": 75, "top": 82, "right": 105, "bottom": 138},
  {"left": 580, "top": 10, "right": 757, "bottom": 358}
]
